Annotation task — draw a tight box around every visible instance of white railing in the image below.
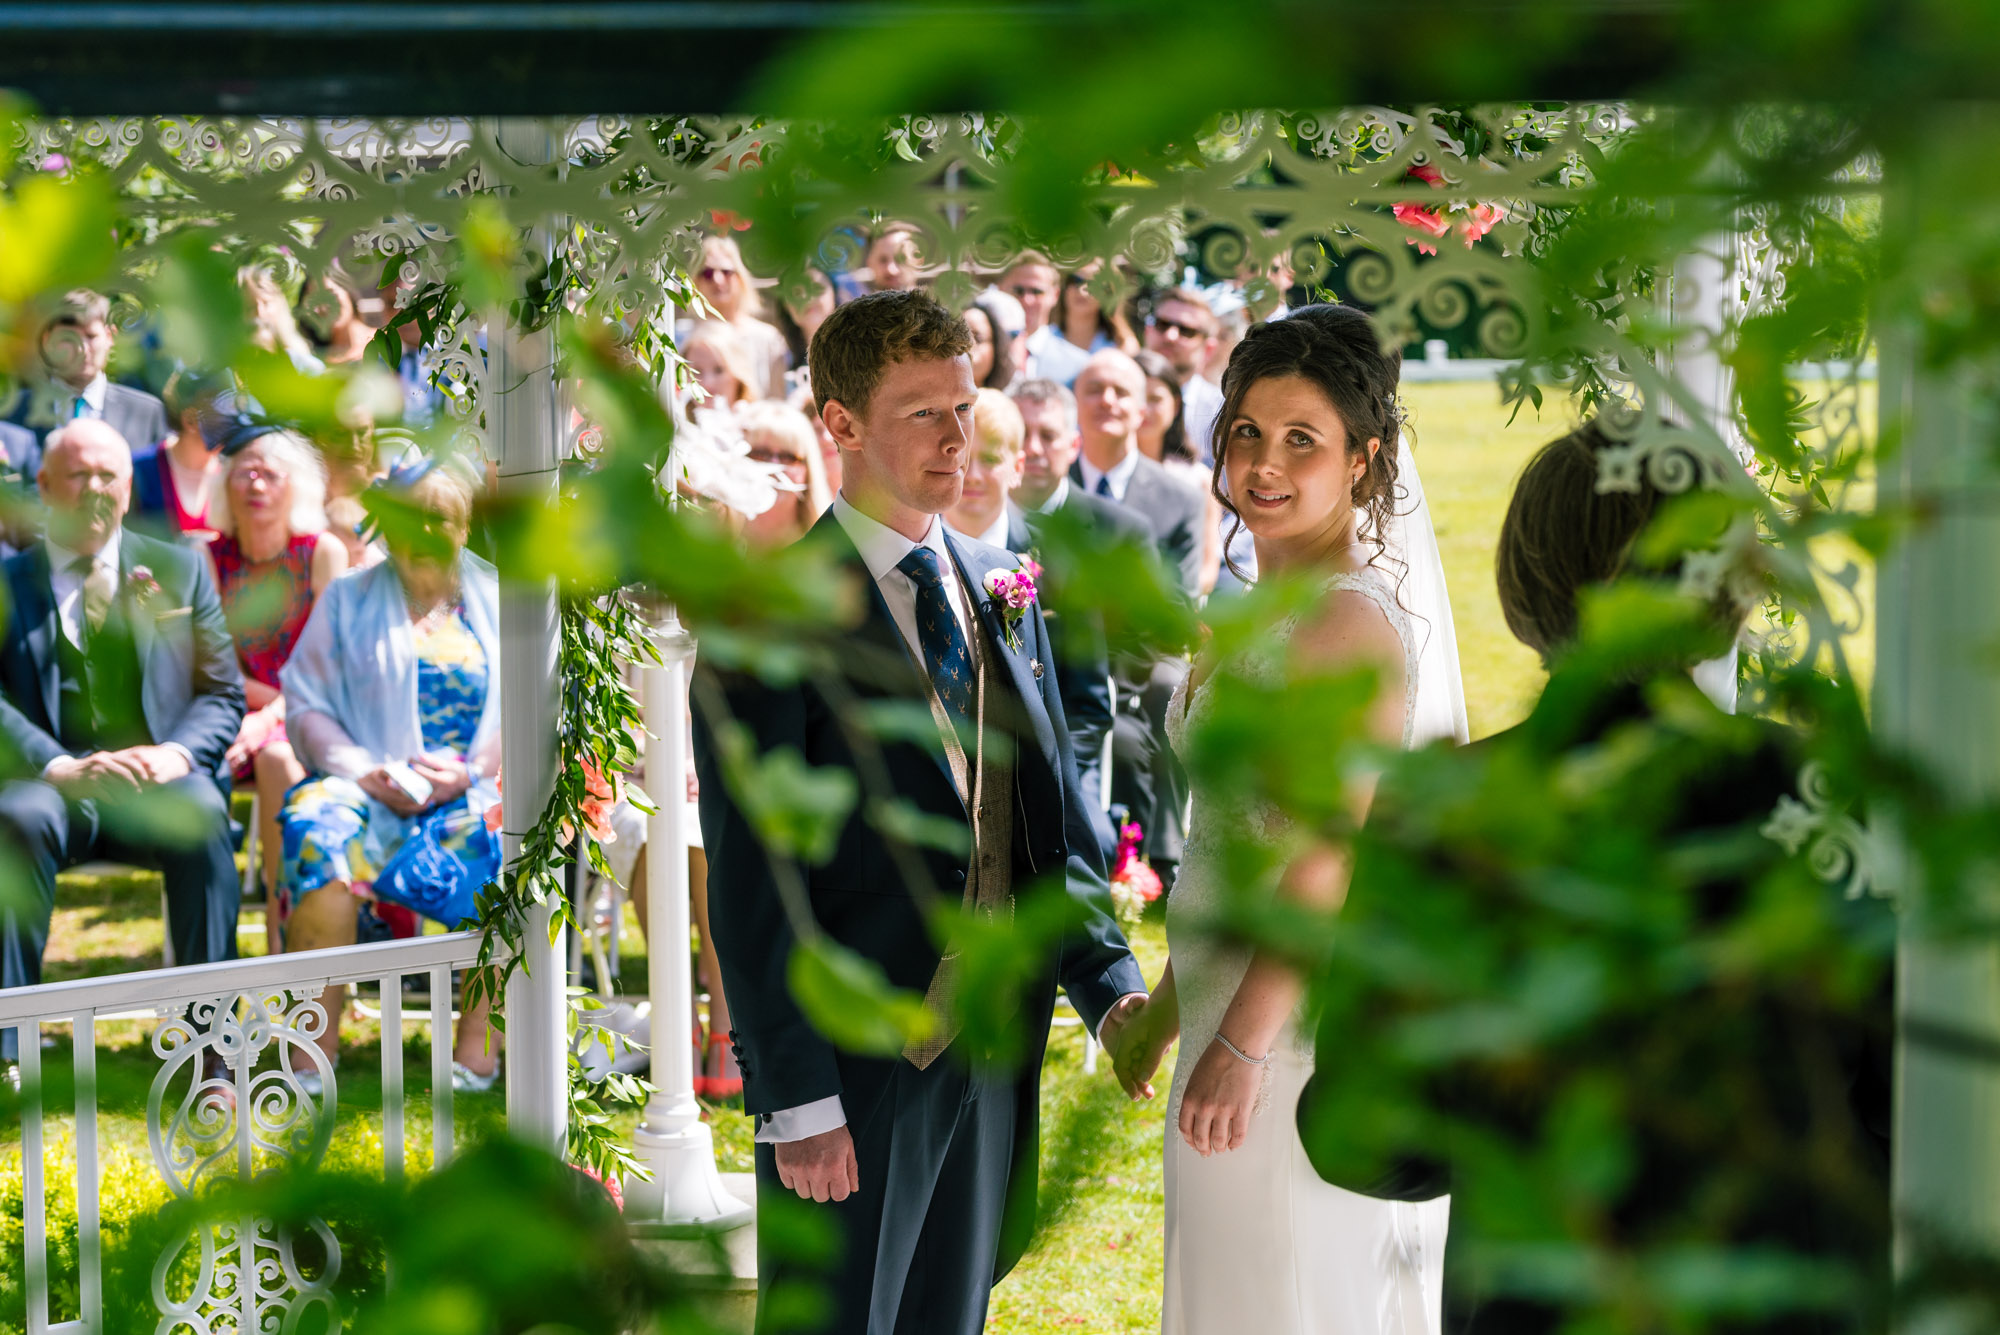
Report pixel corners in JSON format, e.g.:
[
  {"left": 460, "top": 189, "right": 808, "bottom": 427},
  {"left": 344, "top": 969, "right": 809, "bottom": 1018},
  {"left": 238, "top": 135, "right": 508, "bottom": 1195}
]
[{"left": 3, "top": 930, "right": 483, "bottom": 1334}]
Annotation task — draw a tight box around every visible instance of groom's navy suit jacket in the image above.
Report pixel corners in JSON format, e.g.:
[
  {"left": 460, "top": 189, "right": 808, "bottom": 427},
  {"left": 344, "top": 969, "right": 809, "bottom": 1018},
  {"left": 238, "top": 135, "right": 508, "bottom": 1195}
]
[{"left": 693, "top": 508, "right": 1146, "bottom": 1275}]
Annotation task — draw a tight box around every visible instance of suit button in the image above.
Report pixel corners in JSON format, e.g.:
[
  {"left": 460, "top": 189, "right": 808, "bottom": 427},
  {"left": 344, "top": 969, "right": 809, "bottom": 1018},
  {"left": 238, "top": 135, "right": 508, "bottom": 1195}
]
[{"left": 952, "top": 869, "right": 967, "bottom": 886}]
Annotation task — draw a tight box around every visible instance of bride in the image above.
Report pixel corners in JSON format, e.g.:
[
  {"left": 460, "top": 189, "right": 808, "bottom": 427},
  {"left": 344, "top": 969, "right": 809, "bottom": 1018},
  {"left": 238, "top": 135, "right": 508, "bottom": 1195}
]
[{"left": 1115, "top": 305, "right": 1463, "bottom": 1334}]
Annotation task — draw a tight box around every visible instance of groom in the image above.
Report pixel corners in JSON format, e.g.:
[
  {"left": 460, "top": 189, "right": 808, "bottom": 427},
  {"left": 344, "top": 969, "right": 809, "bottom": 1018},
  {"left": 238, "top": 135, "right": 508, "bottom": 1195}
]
[{"left": 693, "top": 290, "right": 1149, "bottom": 1335}]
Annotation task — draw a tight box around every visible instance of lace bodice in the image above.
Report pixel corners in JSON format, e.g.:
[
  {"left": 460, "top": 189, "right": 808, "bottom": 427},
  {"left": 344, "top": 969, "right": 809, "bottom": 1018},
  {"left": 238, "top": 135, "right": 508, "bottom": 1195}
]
[{"left": 1163, "top": 569, "right": 1419, "bottom": 1114}]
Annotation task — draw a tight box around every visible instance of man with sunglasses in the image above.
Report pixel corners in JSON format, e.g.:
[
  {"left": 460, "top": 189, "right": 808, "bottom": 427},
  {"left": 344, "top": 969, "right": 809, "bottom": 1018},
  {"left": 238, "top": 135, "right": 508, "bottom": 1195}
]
[
  {"left": 1000, "top": 254, "right": 1091, "bottom": 387},
  {"left": 1145, "top": 287, "right": 1226, "bottom": 463}
]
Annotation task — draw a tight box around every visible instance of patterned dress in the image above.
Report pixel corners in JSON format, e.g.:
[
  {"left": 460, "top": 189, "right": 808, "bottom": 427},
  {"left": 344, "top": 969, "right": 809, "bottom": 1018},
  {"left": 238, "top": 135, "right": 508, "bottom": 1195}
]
[
  {"left": 209, "top": 532, "right": 318, "bottom": 689},
  {"left": 278, "top": 607, "right": 500, "bottom": 932}
]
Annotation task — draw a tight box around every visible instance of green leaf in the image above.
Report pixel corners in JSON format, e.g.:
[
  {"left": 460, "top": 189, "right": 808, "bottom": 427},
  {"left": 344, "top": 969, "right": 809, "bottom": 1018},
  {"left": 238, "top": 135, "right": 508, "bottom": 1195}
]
[
  {"left": 0, "top": 172, "right": 117, "bottom": 305},
  {"left": 788, "top": 937, "right": 935, "bottom": 1056},
  {"left": 717, "top": 726, "right": 856, "bottom": 865},
  {"left": 868, "top": 796, "right": 970, "bottom": 857}
]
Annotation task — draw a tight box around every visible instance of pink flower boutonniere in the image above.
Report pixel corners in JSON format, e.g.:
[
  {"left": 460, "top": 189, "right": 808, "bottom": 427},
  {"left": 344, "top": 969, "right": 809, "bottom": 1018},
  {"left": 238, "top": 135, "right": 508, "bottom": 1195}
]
[
  {"left": 126, "top": 565, "right": 161, "bottom": 607},
  {"left": 983, "top": 558, "right": 1040, "bottom": 651}
]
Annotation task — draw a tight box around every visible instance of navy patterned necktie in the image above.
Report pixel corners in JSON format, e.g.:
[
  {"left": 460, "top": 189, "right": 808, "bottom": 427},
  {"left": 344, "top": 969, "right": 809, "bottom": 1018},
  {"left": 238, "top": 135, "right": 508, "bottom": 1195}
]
[
  {"left": 1095, "top": 473, "right": 1113, "bottom": 498},
  {"left": 897, "top": 546, "right": 975, "bottom": 736}
]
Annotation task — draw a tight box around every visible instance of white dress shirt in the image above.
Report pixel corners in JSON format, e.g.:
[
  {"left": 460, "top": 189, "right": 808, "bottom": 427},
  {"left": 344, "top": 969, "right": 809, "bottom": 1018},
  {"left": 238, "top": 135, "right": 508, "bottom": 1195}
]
[
  {"left": 1181, "top": 374, "right": 1225, "bottom": 465},
  {"left": 1022, "top": 324, "right": 1092, "bottom": 387},
  {"left": 759, "top": 494, "right": 975, "bottom": 1146},
  {"left": 946, "top": 507, "right": 1012, "bottom": 551},
  {"left": 70, "top": 373, "right": 108, "bottom": 420},
  {"left": 47, "top": 529, "right": 120, "bottom": 649},
  {"left": 41, "top": 529, "right": 194, "bottom": 776},
  {"left": 1032, "top": 475, "right": 1071, "bottom": 515},
  {"left": 1076, "top": 444, "right": 1141, "bottom": 504}
]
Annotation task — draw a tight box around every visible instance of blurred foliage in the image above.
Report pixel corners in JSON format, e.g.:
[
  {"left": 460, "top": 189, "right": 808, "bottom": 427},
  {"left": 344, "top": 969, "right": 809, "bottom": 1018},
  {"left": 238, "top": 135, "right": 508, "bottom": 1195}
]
[{"left": 9, "top": 4, "right": 2000, "bottom": 1330}]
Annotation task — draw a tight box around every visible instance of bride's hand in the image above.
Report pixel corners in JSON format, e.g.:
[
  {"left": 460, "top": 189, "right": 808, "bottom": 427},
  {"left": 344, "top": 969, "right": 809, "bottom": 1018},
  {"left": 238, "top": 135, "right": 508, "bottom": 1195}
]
[
  {"left": 1113, "top": 997, "right": 1177, "bottom": 1101},
  {"left": 1178, "top": 1036, "right": 1266, "bottom": 1156}
]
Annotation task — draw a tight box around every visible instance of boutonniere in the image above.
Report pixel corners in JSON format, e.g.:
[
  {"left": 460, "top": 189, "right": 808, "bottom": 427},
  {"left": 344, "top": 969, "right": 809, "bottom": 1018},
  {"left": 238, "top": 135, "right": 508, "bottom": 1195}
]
[
  {"left": 982, "top": 557, "right": 1041, "bottom": 651},
  {"left": 126, "top": 564, "right": 162, "bottom": 606}
]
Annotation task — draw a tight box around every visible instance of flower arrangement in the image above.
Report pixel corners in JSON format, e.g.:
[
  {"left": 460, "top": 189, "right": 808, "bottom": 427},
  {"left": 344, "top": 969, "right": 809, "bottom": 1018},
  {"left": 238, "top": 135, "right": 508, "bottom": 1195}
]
[
  {"left": 1391, "top": 162, "right": 1505, "bottom": 256},
  {"left": 1108, "top": 820, "right": 1163, "bottom": 927},
  {"left": 983, "top": 557, "right": 1040, "bottom": 650},
  {"left": 485, "top": 756, "right": 620, "bottom": 847}
]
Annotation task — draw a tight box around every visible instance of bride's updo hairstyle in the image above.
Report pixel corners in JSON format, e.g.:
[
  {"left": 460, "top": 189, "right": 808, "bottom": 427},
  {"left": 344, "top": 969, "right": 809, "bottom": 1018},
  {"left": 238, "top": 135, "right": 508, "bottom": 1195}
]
[
  {"left": 1210, "top": 303, "right": 1403, "bottom": 579},
  {"left": 1496, "top": 418, "right": 1754, "bottom": 665}
]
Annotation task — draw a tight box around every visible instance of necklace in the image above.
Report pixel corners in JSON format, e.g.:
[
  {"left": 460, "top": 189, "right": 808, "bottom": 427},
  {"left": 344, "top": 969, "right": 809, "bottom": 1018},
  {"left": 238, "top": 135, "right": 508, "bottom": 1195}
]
[{"left": 405, "top": 589, "right": 459, "bottom": 631}]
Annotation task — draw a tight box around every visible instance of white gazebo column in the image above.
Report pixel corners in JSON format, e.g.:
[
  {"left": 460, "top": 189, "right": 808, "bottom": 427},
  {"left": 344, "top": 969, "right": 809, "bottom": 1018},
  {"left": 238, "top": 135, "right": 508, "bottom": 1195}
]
[
  {"left": 625, "top": 603, "right": 753, "bottom": 1227},
  {"left": 1879, "top": 128, "right": 2000, "bottom": 1290},
  {"left": 490, "top": 116, "right": 568, "bottom": 1153},
  {"left": 1665, "top": 230, "right": 1744, "bottom": 713}
]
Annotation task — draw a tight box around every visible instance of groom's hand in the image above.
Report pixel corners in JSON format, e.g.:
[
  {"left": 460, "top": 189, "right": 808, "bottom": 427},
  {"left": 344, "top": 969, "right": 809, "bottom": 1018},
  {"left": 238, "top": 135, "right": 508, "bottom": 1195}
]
[
  {"left": 775, "top": 1125, "right": 860, "bottom": 1203},
  {"left": 1098, "top": 993, "right": 1150, "bottom": 1100}
]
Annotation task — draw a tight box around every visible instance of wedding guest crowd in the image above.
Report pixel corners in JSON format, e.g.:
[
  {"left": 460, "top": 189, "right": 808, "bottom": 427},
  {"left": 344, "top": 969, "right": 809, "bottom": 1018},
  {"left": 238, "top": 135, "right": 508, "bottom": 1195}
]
[{"left": 0, "top": 227, "right": 1296, "bottom": 1088}]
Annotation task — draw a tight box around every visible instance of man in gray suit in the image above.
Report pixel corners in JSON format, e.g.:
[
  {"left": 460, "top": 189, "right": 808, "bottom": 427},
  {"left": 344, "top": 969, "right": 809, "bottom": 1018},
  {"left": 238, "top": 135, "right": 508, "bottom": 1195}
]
[
  {"left": 1063, "top": 349, "right": 1206, "bottom": 889},
  {"left": 6, "top": 290, "right": 171, "bottom": 467},
  {"left": 1066, "top": 349, "right": 1207, "bottom": 595}
]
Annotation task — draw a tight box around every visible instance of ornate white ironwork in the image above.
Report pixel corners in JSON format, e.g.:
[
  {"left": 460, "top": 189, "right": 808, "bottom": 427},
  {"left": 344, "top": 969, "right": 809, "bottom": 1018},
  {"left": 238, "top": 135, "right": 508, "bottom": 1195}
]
[{"left": 1762, "top": 761, "right": 1887, "bottom": 900}]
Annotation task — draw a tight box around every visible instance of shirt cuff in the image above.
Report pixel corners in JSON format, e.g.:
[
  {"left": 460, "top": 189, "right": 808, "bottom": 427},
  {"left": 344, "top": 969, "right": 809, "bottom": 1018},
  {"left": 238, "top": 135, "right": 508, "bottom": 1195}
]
[
  {"left": 755, "top": 1095, "right": 846, "bottom": 1144},
  {"left": 1095, "top": 992, "right": 1148, "bottom": 1046},
  {"left": 162, "top": 742, "right": 196, "bottom": 773},
  {"left": 39, "top": 754, "right": 72, "bottom": 780}
]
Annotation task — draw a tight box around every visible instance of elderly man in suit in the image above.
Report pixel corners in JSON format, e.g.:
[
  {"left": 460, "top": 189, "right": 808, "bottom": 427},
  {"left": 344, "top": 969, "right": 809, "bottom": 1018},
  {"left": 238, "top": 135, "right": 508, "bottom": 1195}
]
[
  {"left": 1059, "top": 351, "right": 1205, "bottom": 888},
  {"left": 6, "top": 290, "right": 171, "bottom": 458},
  {"left": 1067, "top": 348, "right": 1206, "bottom": 595},
  {"left": 0, "top": 419, "right": 245, "bottom": 1065}
]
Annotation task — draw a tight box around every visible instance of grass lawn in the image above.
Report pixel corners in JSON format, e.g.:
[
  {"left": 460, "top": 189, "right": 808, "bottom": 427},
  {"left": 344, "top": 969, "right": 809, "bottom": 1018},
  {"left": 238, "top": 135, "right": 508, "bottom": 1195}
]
[{"left": 11, "top": 376, "right": 1871, "bottom": 1334}]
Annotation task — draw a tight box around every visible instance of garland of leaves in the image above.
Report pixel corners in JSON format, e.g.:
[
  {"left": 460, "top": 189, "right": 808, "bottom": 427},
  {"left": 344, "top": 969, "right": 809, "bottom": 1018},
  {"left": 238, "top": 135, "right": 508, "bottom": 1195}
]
[{"left": 462, "top": 590, "right": 661, "bottom": 1183}]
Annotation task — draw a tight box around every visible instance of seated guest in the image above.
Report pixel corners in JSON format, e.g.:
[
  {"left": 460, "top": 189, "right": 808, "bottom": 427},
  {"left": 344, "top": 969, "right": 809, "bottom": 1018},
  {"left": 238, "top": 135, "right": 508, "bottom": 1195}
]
[
  {"left": 735, "top": 401, "right": 832, "bottom": 549},
  {"left": 203, "top": 425, "right": 349, "bottom": 948},
  {"left": 862, "top": 221, "right": 923, "bottom": 293},
  {"left": 324, "top": 494, "right": 383, "bottom": 570},
  {"left": 241, "top": 265, "right": 325, "bottom": 376},
  {"left": 689, "top": 235, "right": 790, "bottom": 400},
  {"left": 1053, "top": 259, "right": 1139, "bottom": 355},
  {"left": 683, "top": 321, "right": 761, "bottom": 413},
  {"left": 1136, "top": 348, "right": 1224, "bottom": 595},
  {"left": 7, "top": 289, "right": 170, "bottom": 454},
  {"left": 1003, "top": 253, "right": 1091, "bottom": 386},
  {"left": 949, "top": 388, "right": 1119, "bottom": 839},
  {"left": 1064, "top": 352, "right": 1204, "bottom": 889},
  {"left": 0, "top": 419, "right": 40, "bottom": 554},
  {"left": 1144, "top": 287, "right": 1226, "bottom": 463},
  {"left": 129, "top": 368, "right": 229, "bottom": 540},
  {"left": 299, "top": 268, "right": 378, "bottom": 367},
  {"left": 963, "top": 293, "right": 1018, "bottom": 392},
  {"left": 1069, "top": 349, "right": 1207, "bottom": 594},
  {"left": 774, "top": 268, "right": 838, "bottom": 386},
  {"left": 0, "top": 420, "right": 247, "bottom": 1064},
  {"left": 277, "top": 457, "right": 502, "bottom": 1091}
]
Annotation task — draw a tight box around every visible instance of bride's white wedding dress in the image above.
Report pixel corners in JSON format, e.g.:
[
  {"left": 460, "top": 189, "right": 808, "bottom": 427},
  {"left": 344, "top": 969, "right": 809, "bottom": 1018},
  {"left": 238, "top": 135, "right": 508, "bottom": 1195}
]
[{"left": 1160, "top": 565, "right": 1449, "bottom": 1335}]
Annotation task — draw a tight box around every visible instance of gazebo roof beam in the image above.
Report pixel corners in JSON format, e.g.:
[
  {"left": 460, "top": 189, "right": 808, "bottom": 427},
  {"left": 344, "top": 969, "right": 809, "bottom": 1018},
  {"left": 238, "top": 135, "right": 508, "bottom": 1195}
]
[{"left": 8, "top": 0, "right": 1984, "bottom": 117}]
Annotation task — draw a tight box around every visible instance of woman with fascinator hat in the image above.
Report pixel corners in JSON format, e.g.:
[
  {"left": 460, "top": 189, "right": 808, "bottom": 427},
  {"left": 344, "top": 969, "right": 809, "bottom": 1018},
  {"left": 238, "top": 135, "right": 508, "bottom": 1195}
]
[{"left": 276, "top": 455, "right": 506, "bottom": 1094}]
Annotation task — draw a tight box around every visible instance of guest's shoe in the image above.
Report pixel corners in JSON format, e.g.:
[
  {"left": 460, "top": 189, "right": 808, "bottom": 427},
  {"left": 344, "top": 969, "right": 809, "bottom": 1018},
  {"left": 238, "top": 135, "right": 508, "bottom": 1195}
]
[
  {"left": 697, "top": 1033, "right": 742, "bottom": 1101},
  {"left": 451, "top": 1060, "right": 499, "bottom": 1094}
]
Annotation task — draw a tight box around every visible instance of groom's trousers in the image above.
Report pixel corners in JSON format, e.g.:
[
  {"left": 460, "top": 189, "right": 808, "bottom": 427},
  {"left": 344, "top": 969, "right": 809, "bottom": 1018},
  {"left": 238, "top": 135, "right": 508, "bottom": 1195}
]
[{"left": 754, "top": 1054, "right": 1019, "bottom": 1335}]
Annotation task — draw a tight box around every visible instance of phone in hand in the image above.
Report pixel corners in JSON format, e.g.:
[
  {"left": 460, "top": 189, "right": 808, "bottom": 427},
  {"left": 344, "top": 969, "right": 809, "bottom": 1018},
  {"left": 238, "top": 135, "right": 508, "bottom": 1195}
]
[{"left": 380, "top": 761, "right": 435, "bottom": 807}]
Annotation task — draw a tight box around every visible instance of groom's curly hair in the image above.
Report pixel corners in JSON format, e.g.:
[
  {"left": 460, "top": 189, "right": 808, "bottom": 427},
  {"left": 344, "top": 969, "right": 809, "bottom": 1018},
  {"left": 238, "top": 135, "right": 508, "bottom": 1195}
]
[{"left": 809, "top": 288, "right": 971, "bottom": 418}]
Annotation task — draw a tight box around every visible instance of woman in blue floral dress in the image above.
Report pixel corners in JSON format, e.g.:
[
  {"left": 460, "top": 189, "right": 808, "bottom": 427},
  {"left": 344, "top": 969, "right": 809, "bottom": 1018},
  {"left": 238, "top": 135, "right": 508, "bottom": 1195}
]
[{"left": 277, "top": 458, "right": 505, "bottom": 1091}]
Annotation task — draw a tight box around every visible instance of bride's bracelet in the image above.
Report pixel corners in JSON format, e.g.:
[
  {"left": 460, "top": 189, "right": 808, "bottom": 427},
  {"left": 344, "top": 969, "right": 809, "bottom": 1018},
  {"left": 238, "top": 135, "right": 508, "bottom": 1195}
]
[{"left": 1214, "top": 1032, "right": 1269, "bottom": 1066}]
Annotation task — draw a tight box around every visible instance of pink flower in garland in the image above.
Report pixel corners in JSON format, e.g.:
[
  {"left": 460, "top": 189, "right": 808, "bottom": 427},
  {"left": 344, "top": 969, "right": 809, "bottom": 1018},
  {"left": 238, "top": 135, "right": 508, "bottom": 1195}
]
[
  {"left": 1393, "top": 162, "right": 1504, "bottom": 256},
  {"left": 1109, "top": 820, "right": 1163, "bottom": 926}
]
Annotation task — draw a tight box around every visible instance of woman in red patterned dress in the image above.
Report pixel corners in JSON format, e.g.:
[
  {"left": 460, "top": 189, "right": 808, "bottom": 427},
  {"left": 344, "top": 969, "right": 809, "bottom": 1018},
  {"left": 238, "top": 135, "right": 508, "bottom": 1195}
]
[{"left": 203, "top": 426, "right": 349, "bottom": 950}]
